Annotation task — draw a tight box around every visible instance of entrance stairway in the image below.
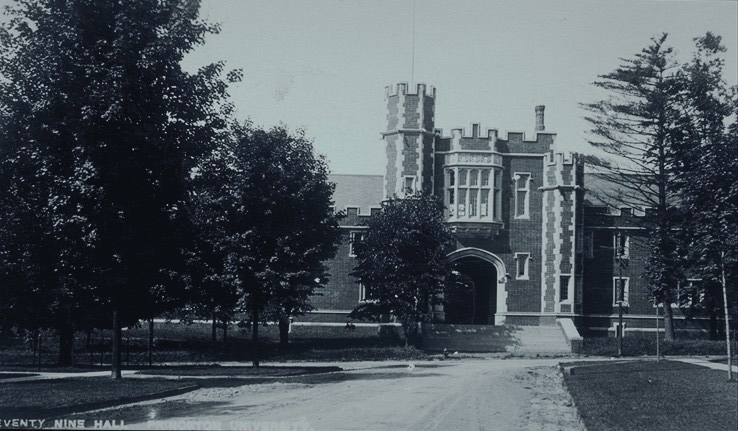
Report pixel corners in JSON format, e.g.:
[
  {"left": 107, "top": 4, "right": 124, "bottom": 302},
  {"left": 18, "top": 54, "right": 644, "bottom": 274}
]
[{"left": 421, "top": 324, "right": 572, "bottom": 355}]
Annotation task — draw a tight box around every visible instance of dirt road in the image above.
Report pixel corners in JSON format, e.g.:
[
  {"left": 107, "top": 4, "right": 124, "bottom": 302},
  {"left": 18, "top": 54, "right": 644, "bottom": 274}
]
[{"left": 128, "top": 359, "right": 584, "bottom": 431}]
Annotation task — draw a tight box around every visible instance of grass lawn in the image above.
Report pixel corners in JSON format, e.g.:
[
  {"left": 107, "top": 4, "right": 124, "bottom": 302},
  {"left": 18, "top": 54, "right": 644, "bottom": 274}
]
[
  {"left": 0, "top": 377, "right": 199, "bottom": 418},
  {"left": 136, "top": 365, "right": 341, "bottom": 376},
  {"left": 0, "top": 372, "right": 37, "bottom": 379},
  {"left": 564, "top": 360, "right": 737, "bottom": 431}
]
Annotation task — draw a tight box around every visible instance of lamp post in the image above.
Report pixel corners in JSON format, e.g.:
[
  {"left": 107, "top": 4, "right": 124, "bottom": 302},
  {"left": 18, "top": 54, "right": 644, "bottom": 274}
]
[{"left": 615, "top": 231, "right": 625, "bottom": 358}]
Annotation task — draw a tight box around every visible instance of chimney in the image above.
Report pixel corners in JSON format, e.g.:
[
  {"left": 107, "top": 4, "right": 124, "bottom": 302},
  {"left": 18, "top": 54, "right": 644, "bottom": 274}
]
[{"left": 535, "top": 105, "right": 545, "bottom": 131}]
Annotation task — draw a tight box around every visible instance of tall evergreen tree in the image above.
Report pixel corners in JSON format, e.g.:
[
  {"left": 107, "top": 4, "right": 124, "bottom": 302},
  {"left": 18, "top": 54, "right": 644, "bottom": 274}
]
[
  {"left": 672, "top": 33, "right": 736, "bottom": 375},
  {"left": 581, "top": 34, "right": 684, "bottom": 340},
  {"left": 0, "top": 0, "right": 236, "bottom": 375}
]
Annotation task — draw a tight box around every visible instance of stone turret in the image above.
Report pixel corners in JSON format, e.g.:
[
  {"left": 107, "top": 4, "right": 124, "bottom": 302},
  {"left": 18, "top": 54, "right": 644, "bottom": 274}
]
[{"left": 382, "top": 83, "right": 436, "bottom": 199}]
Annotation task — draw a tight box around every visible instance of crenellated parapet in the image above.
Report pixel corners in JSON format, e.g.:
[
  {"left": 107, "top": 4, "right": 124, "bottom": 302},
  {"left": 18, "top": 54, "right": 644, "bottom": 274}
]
[
  {"left": 546, "top": 151, "right": 579, "bottom": 166},
  {"left": 383, "top": 83, "right": 437, "bottom": 199},
  {"left": 583, "top": 204, "right": 655, "bottom": 229},
  {"left": 539, "top": 152, "right": 583, "bottom": 191},
  {"left": 338, "top": 206, "right": 382, "bottom": 227},
  {"left": 434, "top": 127, "right": 556, "bottom": 154},
  {"left": 385, "top": 82, "right": 436, "bottom": 99}
]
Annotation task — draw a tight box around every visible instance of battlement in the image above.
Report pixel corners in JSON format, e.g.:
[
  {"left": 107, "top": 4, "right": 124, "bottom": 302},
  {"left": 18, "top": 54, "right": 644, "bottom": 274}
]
[
  {"left": 339, "top": 206, "right": 382, "bottom": 226},
  {"left": 443, "top": 123, "right": 498, "bottom": 139},
  {"left": 385, "top": 82, "right": 436, "bottom": 99},
  {"left": 545, "top": 151, "right": 580, "bottom": 166},
  {"left": 436, "top": 128, "right": 555, "bottom": 143}
]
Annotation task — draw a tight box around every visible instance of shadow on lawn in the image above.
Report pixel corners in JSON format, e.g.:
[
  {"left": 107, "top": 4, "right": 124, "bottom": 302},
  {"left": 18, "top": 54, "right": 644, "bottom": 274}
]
[
  {"left": 62, "top": 369, "right": 444, "bottom": 425},
  {"left": 135, "top": 365, "right": 342, "bottom": 377},
  {"left": 66, "top": 400, "right": 230, "bottom": 425}
]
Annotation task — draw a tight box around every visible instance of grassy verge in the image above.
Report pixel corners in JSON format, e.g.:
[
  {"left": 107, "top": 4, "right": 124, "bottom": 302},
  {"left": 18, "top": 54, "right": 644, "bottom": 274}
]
[
  {"left": 563, "top": 360, "right": 737, "bottom": 431},
  {"left": 0, "top": 377, "right": 201, "bottom": 419},
  {"left": 265, "top": 344, "right": 429, "bottom": 362},
  {"left": 582, "top": 335, "right": 733, "bottom": 357},
  {"left": 136, "top": 365, "right": 340, "bottom": 376},
  {"left": 0, "top": 329, "right": 425, "bottom": 365},
  {"left": 0, "top": 372, "right": 37, "bottom": 379}
]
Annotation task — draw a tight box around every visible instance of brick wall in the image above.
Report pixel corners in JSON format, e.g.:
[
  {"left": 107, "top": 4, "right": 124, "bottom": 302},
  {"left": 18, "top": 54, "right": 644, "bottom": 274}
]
[{"left": 504, "top": 155, "right": 546, "bottom": 314}]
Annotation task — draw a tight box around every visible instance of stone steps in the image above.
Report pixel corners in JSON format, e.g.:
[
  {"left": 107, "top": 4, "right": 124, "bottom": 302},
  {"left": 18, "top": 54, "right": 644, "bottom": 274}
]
[{"left": 421, "top": 323, "right": 572, "bottom": 354}]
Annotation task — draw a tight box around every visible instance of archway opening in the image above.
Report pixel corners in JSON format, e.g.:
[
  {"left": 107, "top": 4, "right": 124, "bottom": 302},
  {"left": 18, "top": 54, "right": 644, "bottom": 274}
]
[{"left": 445, "top": 257, "right": 497, "bottom": 325}]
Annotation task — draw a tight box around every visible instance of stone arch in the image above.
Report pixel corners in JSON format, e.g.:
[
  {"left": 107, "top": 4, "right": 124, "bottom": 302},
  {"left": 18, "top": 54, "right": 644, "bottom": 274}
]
[{"left": 447, "top": 247, "right": 508, "bottom": 325}]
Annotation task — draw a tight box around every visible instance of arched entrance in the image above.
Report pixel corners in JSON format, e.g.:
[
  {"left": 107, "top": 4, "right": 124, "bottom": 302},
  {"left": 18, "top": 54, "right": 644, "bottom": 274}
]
[{"left": 445, "top": 248, "right": 507, "bottom": 325}]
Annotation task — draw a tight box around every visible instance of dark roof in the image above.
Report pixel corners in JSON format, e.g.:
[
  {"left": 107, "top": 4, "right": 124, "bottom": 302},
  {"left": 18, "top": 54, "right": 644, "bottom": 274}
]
[
  {"left": 583, "top": 173, "right": 652, "bottom": 210},
  {"left": 329, "top": 174, "right": 383, "bottom": 215}
]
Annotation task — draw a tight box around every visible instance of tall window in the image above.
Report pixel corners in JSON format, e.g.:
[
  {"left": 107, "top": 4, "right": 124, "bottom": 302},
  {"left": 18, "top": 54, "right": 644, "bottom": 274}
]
[
  {"left": 445, "top": 167, "right": 500, "bottom": 221},
  {"left": 613, "top": 233, "right": 630, "bottom": 259},
  {"left": 403, "top": 176, "right": 416, "bottom": 196},
  {"left": 613, "top": 277, "right": 630, "bottom": 306},
  {"left": 514, "top": 173, "right": 531, "bottom": 219},
  {"left": 458, "top": 189, "right": 467, "bottom": 216},
  {"left": 677, "top": 279, "right": 703, "bottom": 307},
  {"left": 493, "top": 170, "right": 502, "bottom": 219},
  {"left": 480, "top": 189, "right": 489, "bottom": 216},
  {"left": 359, "top": 283, "right": 376, "bottom": 302},
  {"left": 349, "top": 231, "right": 364, "bottom": 257},
  {"left": 560, "top": 275, "right": 570, "bottom": 301},
  {"left": 515, "top": 253, "right": 530, "bottom": 279}
]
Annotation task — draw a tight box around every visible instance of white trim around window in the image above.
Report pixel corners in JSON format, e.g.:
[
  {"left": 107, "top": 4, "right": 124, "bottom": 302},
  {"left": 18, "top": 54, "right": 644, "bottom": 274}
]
[
  {"left": 358, "top": 282, "right": 377, "bottom": 303},
  {"left": 349, "top": 231, "right": 364, "bottom": 257},
  {"left": 613, "top": 277, "right": 630, "bottom": 306},
  {"left": 515, "top": 252, "right": 530, "bottom": 280},
  {"left": 513, "top": 172, "right": 531, "bottom": 219},
  {"left": 613, "top": 233, "right": 630, "bottom": 260},
  {"left": 403, "top": 175, "right": 416, "bottom": 196}
]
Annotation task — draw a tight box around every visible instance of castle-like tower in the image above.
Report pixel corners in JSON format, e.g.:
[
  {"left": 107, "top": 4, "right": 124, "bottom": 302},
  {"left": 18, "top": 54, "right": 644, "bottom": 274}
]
[
  {"left": 313, "top": 83, "right": 710, "bottom": 337},
  {"left": 382, "top": 82, "right": 585, "bottom": 325},
  {"left": 382, "top": 83, "right": 436, "bottom": 198}
]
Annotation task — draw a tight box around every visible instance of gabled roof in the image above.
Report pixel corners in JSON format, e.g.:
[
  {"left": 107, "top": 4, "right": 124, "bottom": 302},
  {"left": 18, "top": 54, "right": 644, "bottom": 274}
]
[
  {"left": 583, "top": 172, "right": 655, "bottom": 211},
  {"left": 328, "top": 174, "right": 383, "bottom": 215}
]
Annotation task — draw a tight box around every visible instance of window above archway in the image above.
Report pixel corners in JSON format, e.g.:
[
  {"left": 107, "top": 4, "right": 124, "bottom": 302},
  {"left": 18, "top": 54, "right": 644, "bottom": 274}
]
[{"left": 445, "top": 167, "right": 502, "bottom": 222}]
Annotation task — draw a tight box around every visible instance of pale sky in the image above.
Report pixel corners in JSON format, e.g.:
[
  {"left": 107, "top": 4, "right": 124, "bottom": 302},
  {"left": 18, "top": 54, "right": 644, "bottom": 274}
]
[
  {"left": 1, "top": 0, "right": 735, "bottom": 174},
  {"left": 182, "top": 0, "right": 737, "bottom": 175}
]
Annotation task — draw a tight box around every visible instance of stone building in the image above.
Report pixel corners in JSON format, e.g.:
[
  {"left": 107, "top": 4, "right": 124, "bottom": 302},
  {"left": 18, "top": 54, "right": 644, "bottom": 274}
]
[{"left": 305, "top": 83, "right": 707, "bottom": 336}]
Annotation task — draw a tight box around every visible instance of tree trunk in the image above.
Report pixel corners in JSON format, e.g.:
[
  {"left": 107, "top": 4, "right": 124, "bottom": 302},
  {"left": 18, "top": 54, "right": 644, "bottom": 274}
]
[
  {"left": 37, "top": 332, "right": 42, "bottom": 370},
  {"left": 720, "top": 250, "right": 732, "bottom": 380},
  {"left": 111, "top": 310, "right": 122, "bottom": 379},
  {"left": 251, "top": 309, "right": 260, "bottom": 368},
  {"left": 58, "top": 329, "right": 74, "bottom": 367},
  {"left": 33, "top": 330, "right": 40, "bottom": 369},
  {"left": 148, "top": 319, "right": 154, "bottom": 367},
  {"left": 87, "top": 330, "right": 93, "bottom": 366},
  {"left": 278, "top": 315, "right": 290, "bottom": 347},
  {"left": 58, "top": 310, "right": 74, "bottom": 367},
  {"left": 662, "top": 300, "right": 676, "bottom": 341},
  {"left": 222, "top": 318, "right": 228, "bottom": 351},
  {"left": 710, "top": 309, "right": 719, "bottom": 340},
  {"left": 211, "top": 310, "right": 217, "bottom": 348}
]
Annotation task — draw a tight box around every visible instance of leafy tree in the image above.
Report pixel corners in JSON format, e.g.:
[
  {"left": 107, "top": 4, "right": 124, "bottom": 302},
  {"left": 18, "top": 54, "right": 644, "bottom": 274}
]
[
  {"left": 581, "top": 34, "right": 684, "bottom": 340},
  {"left": 182, "top": 143, "right": 241, "bottom": 351},
  {"left": 190, "top": 123, "right": 342, "bottom": 366},
  {"left": 0, "top": 0, "right": 236, "bottom": 376},
  {"left": 349, "top": 194, "right": 456, "bottom": 347},
  {"left": 671, "top": 33, "right": 737, "bottom": 375}
]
